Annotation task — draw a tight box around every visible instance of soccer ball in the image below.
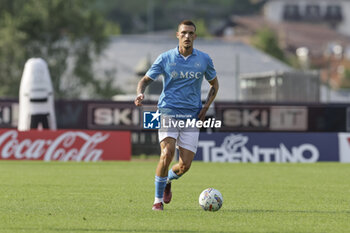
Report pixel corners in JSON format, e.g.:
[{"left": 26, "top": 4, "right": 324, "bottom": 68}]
[{"left": 198, "top": 188, "right": 223, "bottom": 212}]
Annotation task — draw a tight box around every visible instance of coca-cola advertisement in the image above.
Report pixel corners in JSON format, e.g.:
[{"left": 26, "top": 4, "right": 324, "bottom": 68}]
[{"left": 0, "top": 129, "right": 131, "bottom": 161}]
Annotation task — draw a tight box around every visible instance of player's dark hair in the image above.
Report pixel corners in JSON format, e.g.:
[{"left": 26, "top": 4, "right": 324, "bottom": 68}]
[{"left": 178, "top": 20, "right": 196, "bottom": 31}]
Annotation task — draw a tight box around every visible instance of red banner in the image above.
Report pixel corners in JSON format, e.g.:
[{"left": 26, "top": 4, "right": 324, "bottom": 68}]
[{"left": 0, "top": 129, "right": 131, "bottom": 161}]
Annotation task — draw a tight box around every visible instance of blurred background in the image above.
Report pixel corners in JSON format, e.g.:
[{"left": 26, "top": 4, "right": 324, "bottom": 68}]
[
  {"left": 1, "top": 0, "right": 350, "bottom": 160},
  {"left": 1, "top": 0, "right": 350, "bottom": 102}
]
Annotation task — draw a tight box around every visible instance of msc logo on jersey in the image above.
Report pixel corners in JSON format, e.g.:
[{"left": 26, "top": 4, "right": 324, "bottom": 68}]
[
  {"left": 171, "top": 70, "right": 179, "bottom": 78},
  {"left": 170, "top": 70, "right": 202, "bottom": 79},
  {"left": 143, "top": 110, "right": 161, "bottom": 129}
]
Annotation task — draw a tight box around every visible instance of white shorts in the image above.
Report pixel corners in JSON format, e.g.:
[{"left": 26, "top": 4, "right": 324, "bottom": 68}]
[{"left": 158, "top": 117, "right": 200, "bottom": 153}]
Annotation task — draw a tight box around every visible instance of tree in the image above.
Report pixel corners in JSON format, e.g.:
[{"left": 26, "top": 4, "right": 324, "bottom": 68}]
[
  {"left": 193, "top": 18, "right": 211, "bottom": 38},
  {"left": 96, "top": 0, "right": 263, "bottom": 34},
  {"left": 0, "top": 0, "right": 122, "bottom": 99},
  {"left": 252, "top": 27, "right": 287, "bottom": 63},
  {"left": 340, "top": 68, "right": 350, "bottom": 88}
]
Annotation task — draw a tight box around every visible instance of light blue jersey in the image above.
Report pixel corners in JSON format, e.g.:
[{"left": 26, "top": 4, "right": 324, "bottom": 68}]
[{"left": 146, "top": 47, "right": 216, "bottom": 118}]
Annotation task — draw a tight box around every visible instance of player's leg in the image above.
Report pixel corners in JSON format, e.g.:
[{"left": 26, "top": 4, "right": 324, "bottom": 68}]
[
  {"left": 156, "top": 137, "right": 176, "bottom": 177},
  {"left": 153, "top": 137, "right": 176, "bottom": 210},
  {"left": 164, "top": 129, "right": 199, "bottom": 204},
  {"left": 171, "top": 147, "right": 195, "bottom": 176},
  {"left": 163, "top": 146, "right": 195, "bottom": 205},
  {"left": 168, "top": 128, "right": 199, "bottom": 178}
]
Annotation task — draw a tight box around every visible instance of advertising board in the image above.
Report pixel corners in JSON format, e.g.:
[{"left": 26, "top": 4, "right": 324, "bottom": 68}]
[
  {"left": 338, "top": 133, "right": 350, "bottom": 163},
  {"left": 0, "top": 129, "right": 131, "bottom": 161},
  {"left": 197, "top": 132, "right": 339, "bottom": 162}
]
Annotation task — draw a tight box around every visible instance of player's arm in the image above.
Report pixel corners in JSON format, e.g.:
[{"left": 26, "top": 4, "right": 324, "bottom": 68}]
[
  {"left": 134, "top": 75, "right": 153, "bottom": 106},
  {"left": 198, "top": 77, "right": 219, "bottom": 121}
]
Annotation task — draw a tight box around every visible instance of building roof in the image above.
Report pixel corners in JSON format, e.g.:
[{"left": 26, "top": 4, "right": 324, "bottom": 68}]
[
  {"left": 232, "top": 15, "right": 350, "bottom": 57},
  {"left": 95, "top": 34, "right": 292, "bottom": 101}
]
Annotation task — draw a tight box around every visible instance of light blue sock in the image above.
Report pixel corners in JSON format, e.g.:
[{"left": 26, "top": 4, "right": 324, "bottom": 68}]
[
  {"left": 168, "top": 169, "right": 182, "bottom": 181},
  {"left": 154, "top": 176, "right": 167, "bottom": 198}
]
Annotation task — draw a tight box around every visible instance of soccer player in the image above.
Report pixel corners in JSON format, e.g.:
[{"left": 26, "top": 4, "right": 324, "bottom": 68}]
[{"left": 134, "top": 20, "right": 219, "bottom": 211}]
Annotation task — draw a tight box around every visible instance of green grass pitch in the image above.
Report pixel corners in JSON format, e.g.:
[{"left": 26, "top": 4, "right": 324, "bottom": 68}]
[{"left": 1, "top": 161, "right": 350, "bottom": 233}]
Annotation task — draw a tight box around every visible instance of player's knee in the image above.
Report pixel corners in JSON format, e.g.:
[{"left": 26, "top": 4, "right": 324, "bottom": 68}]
[{"left": 179, "top": 163, "right": 191, "bottom": 175}]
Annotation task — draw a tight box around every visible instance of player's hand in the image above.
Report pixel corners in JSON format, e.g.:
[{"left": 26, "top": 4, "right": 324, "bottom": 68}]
[
  {"left": 198, "top": 107, "right": 208, "bottom": 122},
  {"left": 134, "top": 93, "right": 144, "bottom": 106}
]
